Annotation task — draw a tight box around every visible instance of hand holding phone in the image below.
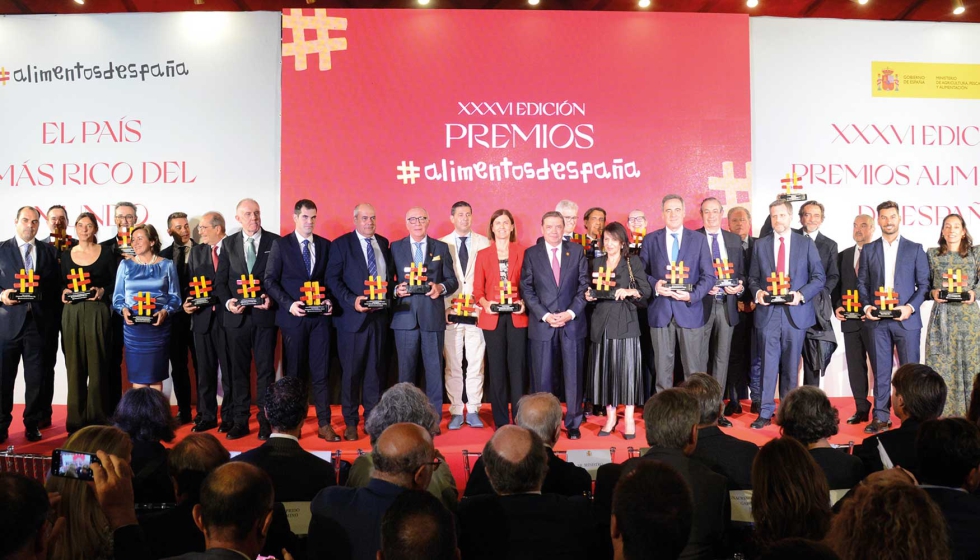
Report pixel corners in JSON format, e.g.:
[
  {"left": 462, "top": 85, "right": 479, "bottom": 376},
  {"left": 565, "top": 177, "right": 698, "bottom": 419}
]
[{"left": 51, "top": 449, "right": 100, "bottom": 481}]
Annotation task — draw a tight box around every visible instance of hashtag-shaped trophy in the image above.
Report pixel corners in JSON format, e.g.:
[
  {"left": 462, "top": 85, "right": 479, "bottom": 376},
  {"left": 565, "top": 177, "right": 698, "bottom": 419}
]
[
  {"left": 448, "top": 293, "right": 478, "bottom": 325},
  {"left": 12, "top": 268, "right": 41, "bottom": 302},
  {"left": 117, "top": 226, "right": 136, "bottom": 257},
  {"left": 236, "top": 274, "right": 262, "bottom": 306},
  {"left": 51, "top": 227, "right": 73, "bottom": 252},
  {"left": 405, "top": 263, "right": 429, "bottom": 295},
  {"left": 665, "top": 261, "right": 692, "bottom": 292},
  {"left": 713, "top": 258, "right": 737, "bottom": 288},
  {"left": 629, "top": 227, "right": 645, "bottom": 256},
  {"left": 363, "top": 275, "right": 390, "bottom": 309},
  {"left": 778, "top": 171, "right": 807, "bottom": 202},
  {"left": 300, "top": 281, "right": 329, "bottom": 315},
  {"left": 764, "top": 272, "right": 791, "bottom": 304},
  {"left": 940, "top": 268, "right": 967, "bottom": 303},
  {"left": 591, "top": 266, "right": 617, "bottom": 300},
  {"left": 131, "top": 292, "right": 157, "bottom": 324},
  {"left": 491, "top": 279, "right": 522, "bottom": 313},
  {"left": 66, "top": 267, "right": 94, "bottom": 303},
  {"left": 842, "top": 289, "right": 862, "bottom": 319},
  {"left": 189, "top": 276, "right": 217, "bottom": 307},
  {"left": 872, "top": 287, "right": 900, "bottom": 319}
]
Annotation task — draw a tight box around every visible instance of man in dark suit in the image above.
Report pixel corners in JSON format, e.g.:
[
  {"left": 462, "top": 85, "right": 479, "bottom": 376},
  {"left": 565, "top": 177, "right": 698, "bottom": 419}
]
[
  {"left": 681, "top": 373, "right": 758, "bottom": 490},
  {"left": 464, "top": 392, "right": 592, "bottom": 497},
  {"left": 594, "top": 389, "right": 730, "bottom": 560},
  {"left": 36, "top": 204, "right": 75, "bottom": 430},
  {"left": 265, "top": 199, "right": 338, "bottom": 442},
  {"left": 748, "top": 200, "right": 825, "bottom": 429},
  {"left": 725, "top": 205, "right": 761, "bottom": 414},
  {"left": 326, "top": 203, "right": 393, "bottom": 441},
  {"left": 161, "top": 211, "right": 198, "bottom": 425},
  {"left": 234, "top": 377, "right": 335, "bottom": 501},
  {"left": 854, "top": 363, "right": 947, "bottom": 474},
  {"left": 100, "top": 201, "right": 139, "bottom": 414},
  {"left": 380, "top": 491, "right": 459, "bottom": 560},
  {"left": 391, "top": 207, "right": 458, "bottom": 420},
  {"left": 833, "top": 214, "right": 876, "bottom": 424},
  {"left": 214, "top": 198, "right": 280, "bottom": 441},
  {"left": 182, "top": 212, "right": 233, "bottom": 434},
  {"left": 641, "top": 194, "right": 716, "bottom": 393},
  {"left": 457, "top": 425, "right": 595, "bottom": 560},
  {"left": 308, "top": 422, "right": 436, "bottom": 560},
  {"left": 612, "top": 461, "right": 694, "bottom": 560},
  {"left": 697, "top": 198, "right": 745, "bottom": 426},
  {"left": 520, "top": 211, "right": 589, "bottom": 439},
  {"left": 0, "top": 207, "right": 61, "bottom": 443},
  {"left": 797, "top": 201, "right": 840, "bottom": 388},
  {"left": 857, "top": 200, "right": 930, "bottom": 434}
]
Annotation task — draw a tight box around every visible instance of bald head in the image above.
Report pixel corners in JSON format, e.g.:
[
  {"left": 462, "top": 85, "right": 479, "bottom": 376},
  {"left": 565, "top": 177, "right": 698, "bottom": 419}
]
[
  {"left": 372, "top": 423, "right": 435, "bottom": 489},
  {"left": 515, "top": 393, "right": 563, "bottom": 446},
  {"left": 197, "top": 462, "right": 274, "bottom": 542},
  {"left": 482, "top": 426, "right": 548, "bottom": 495}
]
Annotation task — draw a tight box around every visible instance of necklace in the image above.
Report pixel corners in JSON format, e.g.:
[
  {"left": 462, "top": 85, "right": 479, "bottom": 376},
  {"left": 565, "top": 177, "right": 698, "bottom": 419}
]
[{"left": 135, "top": 254, "right": 154, "bottom": 265}]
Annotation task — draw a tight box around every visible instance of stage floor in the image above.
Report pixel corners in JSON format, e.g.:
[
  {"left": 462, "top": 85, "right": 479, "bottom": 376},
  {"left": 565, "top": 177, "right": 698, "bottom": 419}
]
[{"left": 4, "top": 398, "right": 895, "bottom": 487}]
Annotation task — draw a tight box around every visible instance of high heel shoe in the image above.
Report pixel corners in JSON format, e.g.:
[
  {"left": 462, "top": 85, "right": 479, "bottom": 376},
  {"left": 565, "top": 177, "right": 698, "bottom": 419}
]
[
  {"left": 598, "top": 419, "right": 619, "bottom": 437},
  {"left": 623, "top": 422, "right": 636, "bottom": 440}
]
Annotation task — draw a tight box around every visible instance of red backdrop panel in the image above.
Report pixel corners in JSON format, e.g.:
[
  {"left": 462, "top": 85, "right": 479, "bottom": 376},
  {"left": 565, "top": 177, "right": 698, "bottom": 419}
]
[{"left": 281, "top": 10, "right": 751, "bottom": 244}]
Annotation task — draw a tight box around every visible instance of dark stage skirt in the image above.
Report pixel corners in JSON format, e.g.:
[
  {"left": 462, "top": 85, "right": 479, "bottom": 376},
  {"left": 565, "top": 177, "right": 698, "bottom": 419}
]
[{"left": 587, "top": 335, "right": 643, "bottom": 407}]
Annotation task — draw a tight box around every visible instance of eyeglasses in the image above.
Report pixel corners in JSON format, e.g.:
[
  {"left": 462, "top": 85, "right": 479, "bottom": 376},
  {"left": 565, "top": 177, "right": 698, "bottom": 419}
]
[
  {"left": 115, "top": 214, "right": 136, "bottom": 221},
  {"left": 421, "top": 457, "right": 443, "bottom": 470},
  {"left": 407, "top": 217, "right": 429, "bottom": 225},
  {"left": 562, "top": 215, "right": 577, "bottom": 221},
  {"left": 627, "top": 217, "right": 646, "bottom": 223}
]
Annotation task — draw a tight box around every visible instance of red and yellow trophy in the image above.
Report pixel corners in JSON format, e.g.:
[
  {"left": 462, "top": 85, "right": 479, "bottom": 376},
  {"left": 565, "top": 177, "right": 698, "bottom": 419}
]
[
  {"left": 66, "top": 267, "right": 95, "bottom": 303},
  {"left": 764, "top": 272, "right": 791, "bottom": 304},
  {"left": 236, "top": 274, "right": 262, "bottom": 306},
  {"left": 189, "top": 275, "right": 217, "bottom": 308},
  {"left": 363, "top": 275, "right": 390, "bottom": 309},
  {"left": 778, "top": 171, "right": 807, "bottom": 203},
  {"left": 939, "top": 268, "right": 966, "bottom": 303},
  {"left": 50, "top": 226, "right": 73, "bottom": 252},
  {"left": 571, "top": 233, "right": 591, "bottom": 251},
  {"left": 300, "top": 281, "right": 329, "bottom": 315},
  {"left": 448, "top": 293, "right": 478, "bottom": 325},
  {"left": 590, "top": 266, "right": 617, "bottom": 300},
  {"left": 628, "top": 226, "right": 646, "bottom": 256},
  {"left": 491, "top": 279, "right": 522, "bottom": 313},
  {"left": 131, "top": 292, "right": 157, "bottom": 324},
  {"left": 842, "top": 289, "right": 862, "bottom": 320},
  {"left": 665, "top": 261, "right": 692, "bottom": 292},
  {"left": 713, "top": 258, "right": 737, "bottom": 288},
  {"left": 404, "top": 263, "right": 429, "bottom": 295},
  {"left": 872, "top": 287, "right": 899, "bottom": 319},
  {"left": 12, "top": 268, "right": 41, "bottom": 302},
  {"left": 116, "top": 226, "right": 136, "bottom": 257}
]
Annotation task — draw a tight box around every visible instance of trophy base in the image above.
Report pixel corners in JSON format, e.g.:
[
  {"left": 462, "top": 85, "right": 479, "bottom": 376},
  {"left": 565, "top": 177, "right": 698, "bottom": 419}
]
[
  {"left": 842, "top": 311, "right": 863, "bottom": 320},
  {"left": 132, "top": 314, "right": 156, "bottom": 325},
  {"left": 589, "top": 289, "right": 617, "bottom": 300},
  {"left": 490, "top": 303, "right": 522, "bottom": 314},
  {"left": 939, "top": 291, "right": 966, "bottom": 303},
  {"left": 239, "top": 297, "right": 261, "bottom": 307},
  {"left": 448, "top": 314, "right": 478, "bottom": 325},
  {"left": 303, "top": 304, "right": 328, "bottom": 315},
  {"left": 666, "top": 283, "right": 693, "bottom": 292},
  {"left": 628, "top": 243, "right": 642, "bottom": 254},
  {"left": 715, "top": 279, "right": 738, "bottom": 289},
  {"left": 764, "top": 294, "right": 790, "bottom": 305},
  {"left": 191, "top": 296, "right": 217, "bottom": 307},
  {"left": 363, "top": 299, "right": 390, "bottom": 310},
  {"left": 67, "top": 290, "right": 96, "bottom": 303},
  {"left": 777, "top": 193, "right": 808, "bottom": 202},
  {"left": 119, "top": 247, "right": 136, "bottom": 258},
  {"left": 11, "top": 292, "right": 40, "bottom": 302},
  {"left": 407, "top": 284, "right": 430, "bottom": 295},
  {"left": 872, "top": 309, "right": 898, "bottom": 319}
]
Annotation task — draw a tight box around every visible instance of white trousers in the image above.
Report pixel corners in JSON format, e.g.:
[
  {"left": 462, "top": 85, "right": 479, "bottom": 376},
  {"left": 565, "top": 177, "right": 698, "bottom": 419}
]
[{"left": 444, "top": 322, "right": 486, "bottom": 415}]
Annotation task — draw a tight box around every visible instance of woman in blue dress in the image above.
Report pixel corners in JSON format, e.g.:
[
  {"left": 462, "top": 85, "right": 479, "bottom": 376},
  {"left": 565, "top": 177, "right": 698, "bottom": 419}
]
[{"left": 112, "top": 224, "right": 180, "bottom": 391}]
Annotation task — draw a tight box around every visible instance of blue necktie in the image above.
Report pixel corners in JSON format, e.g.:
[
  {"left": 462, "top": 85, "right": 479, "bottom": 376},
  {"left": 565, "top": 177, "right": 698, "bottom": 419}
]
[
  {"left": 458, "top": 236, "right": 469, "bottom": 274},
  {"left": 670, "top": 233, "right": 679, "bottom": 263},
  {"left": 365, "top": 238, "right": 378, "bottom": 277},
  {"left": 413, "top": 242, "right": 424, "bottom": 265},
  {"left": 23, "top": 243, "right": 33, "bottom": 271},
  {"left": 302, "top": 239, "right": 312, "bottom": 277}
]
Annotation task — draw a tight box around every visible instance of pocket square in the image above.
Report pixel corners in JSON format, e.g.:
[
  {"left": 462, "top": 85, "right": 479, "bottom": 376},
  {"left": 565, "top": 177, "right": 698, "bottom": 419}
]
[{"left": 432, "top": 255, "right": 442, "bottom": 261}]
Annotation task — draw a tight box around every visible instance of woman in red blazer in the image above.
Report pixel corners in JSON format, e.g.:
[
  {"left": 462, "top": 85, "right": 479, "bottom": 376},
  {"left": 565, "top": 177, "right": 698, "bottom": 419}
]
[{"left": 474, "top": 209, "right": 528, "bottom": 428}]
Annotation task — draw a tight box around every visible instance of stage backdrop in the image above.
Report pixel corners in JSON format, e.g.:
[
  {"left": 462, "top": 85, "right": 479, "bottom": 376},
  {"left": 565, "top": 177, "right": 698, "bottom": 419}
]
[
  {"left": 0, "top": 12, "right": 282, "bottom": 405},
  {"left": 281, "top": 10, "right": 751, "bottom": 243},
  {"left": 751, "top": 17, "right": 980, "bottom": 397}
]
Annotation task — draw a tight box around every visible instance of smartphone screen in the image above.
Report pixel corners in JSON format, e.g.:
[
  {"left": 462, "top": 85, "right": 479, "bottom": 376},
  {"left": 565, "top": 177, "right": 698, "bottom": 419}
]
[{"left": 51, "top": 449, "right": 100, "bottom": 481}]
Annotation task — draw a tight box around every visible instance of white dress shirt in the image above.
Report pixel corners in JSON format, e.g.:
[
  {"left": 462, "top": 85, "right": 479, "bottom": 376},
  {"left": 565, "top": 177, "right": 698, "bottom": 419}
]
[
  {"left": 882, "top": 236, "right": 901, "bottom": 291},
  {"left": 295, "top": 231, "right": 316, "bottom": 270},
  {"left": 18, "top": 238, "right": 36, "bottom": 269},
  {"left": 665, "top": 227, "right": 683, "bottom": 261},
  {"left": 773, "top": 231, "right": 791, "bottom": 271}
]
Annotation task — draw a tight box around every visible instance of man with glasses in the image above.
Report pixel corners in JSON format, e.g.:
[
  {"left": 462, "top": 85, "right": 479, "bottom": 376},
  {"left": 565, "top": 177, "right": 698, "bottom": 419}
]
[
  {"left": 557, "top": 199, "right": 579, "bottom": 242},
  {"left": 161, "top": 211, "right": 198, "bottom": 425},
  {"left": 36, "top": 205, "right": 75, "bottom": 429},
  {"left": 391, "top": 207, "right": 458, "bottom": 423},
  {"left": 99, "top": 201, "right": 139, "bottom": 412}
]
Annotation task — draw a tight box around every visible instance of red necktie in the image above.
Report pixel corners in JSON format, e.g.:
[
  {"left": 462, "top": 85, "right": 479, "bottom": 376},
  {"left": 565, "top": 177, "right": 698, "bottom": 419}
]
[
  {"left": 777, "top": 237, "right": 786, "bottom": 275},
  {"left": 212, "top": 245, "right": 219, "bottom": 272}
]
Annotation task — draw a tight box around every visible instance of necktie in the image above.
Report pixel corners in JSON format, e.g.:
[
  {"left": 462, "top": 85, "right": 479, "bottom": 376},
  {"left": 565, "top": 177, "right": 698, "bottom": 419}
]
[
  {"left": 777, "top": 236, "right": 786, "bottom": 275},
  {"left": 413, "top": 242, "right": 424, "bottom": 266},
  {"left": 710, "top": 234, "right": 721, "bottom": 260},
  {"left": 805, "top": 232, "right": 812, "bottom": 240},
  {"left": 670, "top": 233, "right": 679, "bottom": 263},
  {"left": 458, "top": 237, "right": 469, "bottom": 274},
  {"left": 742, "top": 238, "right": 748, "bottom": 251},
  {"left": 211, "top": 245, "right": 219, "bottom": 272},
  {"left": 23, "top": 243, "right": 33, "bottom": 271},
  {"left": 175, "top": 245, "right": 186, "bottom": 275},
  {"left": 365, "top": 238, "right": 378, "bottom": 277},
  {"left": 246, "top": 237, "right": 256, "bottom": 273},
  {"left": 302, "top": 239, "right": 312, "bottom": 277},
  {"left": 855, "top": 246, "right": 861, "bottom": 275},
  {"left": 551, "top": 247, "right": 561, "bottom": 286}
]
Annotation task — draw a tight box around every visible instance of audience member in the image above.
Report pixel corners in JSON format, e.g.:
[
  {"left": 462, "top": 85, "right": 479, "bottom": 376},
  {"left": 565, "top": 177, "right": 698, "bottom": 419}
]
[
  {"left": 464, "top": 393, "right": 591, "bottom": 497},
  {"left": 751, "top": 437, "right": 832, "bottom": 553},
  {"left": 854, "top": 363, "right": 947, "bottom": 475},
  {"left": 309, "top": 423, "right": 436, "bottom": 560},
  {"left": 90, "top": 449, "right": 153, "bottom": 559},
  {"left": 113, "top": 387, "right": 179, "bottom": 504},
  {"left": 759, "top": 539, "right": 840, "bottom": 560},
  {"left": 915, "top": 418, "right": 980, "bottom": 560},
  {"left": 378, "top": 491, "right": 460, "bottom": 560},
  {"left": 596, "top": 389, "right": 729, "bottom": 560},
  {"left": 0, "top": 473, "right": 63, "bottom": 560},
  {"left": 681, "top": 373, "right": 758, "bottom": 490},
  {"left": 777, "top": 386, "right": 865, "bottom": 489},
  {"left": 234, "top": 377, "right": 335, "bottom": 502},
  {"left": 347, "top": 383, "right": 458, "bottom": 510},
  {"left": 968, "top": 372, "right": 980, "bottom": 428},
  {"left": 611, "top": 461, "right": 693, "bottom": 560},
  {"left": 457, "top": 425, "right": 594, "bottom": 560},
  {"left": 825, "top": 477, "right": 949, "bottom": 560}
]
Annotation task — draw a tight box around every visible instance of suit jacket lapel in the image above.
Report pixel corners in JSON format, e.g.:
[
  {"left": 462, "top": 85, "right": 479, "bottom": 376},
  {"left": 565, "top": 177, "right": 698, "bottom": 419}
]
[{"left": 558, "top": 241, "right": 574, "bottom": 289}]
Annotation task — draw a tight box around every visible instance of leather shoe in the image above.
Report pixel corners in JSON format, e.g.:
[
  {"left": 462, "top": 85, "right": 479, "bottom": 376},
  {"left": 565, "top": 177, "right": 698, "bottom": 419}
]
[
  {"left": 723, "top": 401, "right": 742, "bottom": 416},
  {"left": 846, "top": 412, "right": 869, "bottom": 425},
  {"left": 24, "top": 427, "right": 43, "bottom": 442},
  {"left": 0, "top": 427, "right": 7, "bottom": 444},
  {"left": 218, "top": 422, "right": 233, "bottom": 434},
  {"left": 258, "top": 424, "right": 271, "bottom": 441},
  {"left": 38, "top": 417, "right": 52, "bottom": 429},
  {"left": 448, "top": 415, "right": 464, "bottom": 430},
  {"left": 750, "top": 401, "right": 761, "bottom": 415},
  {"left": 175, "top": 411, "right": 193, "bottom": 425},
  {"left": 567, "top": 428, "right": 581, "bottom": 440},
  {"left": 717, "top": 416, "right": 733, "bottom": 428},
  {"left": 226, "top": 425, "right": 250, "bottom": 440},
  {"left": 864, "top": 419, "right": 892, "bottom": 434},
  {"left": 749, "top": 416, "right": 771, "bottom": 430},
  {"left": 192, "top": 420, "right": 218, "bottom": 432},
  {"left": 318, "top": 425, "right": 341, "bottom": 442},
  {"left": 344, "top": 426, "right": 358, "bottom": 441}
]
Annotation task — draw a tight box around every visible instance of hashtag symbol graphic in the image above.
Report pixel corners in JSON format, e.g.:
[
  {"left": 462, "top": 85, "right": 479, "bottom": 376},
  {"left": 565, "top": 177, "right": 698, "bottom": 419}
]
[
  {"left": 282, "top": 9, "right": 348, "bottom": 72},
  {"left": 396, "top": 161, "right": 421, "bottom": 185},
  {"left": 0, "top": 67, "right": 9, "bottom": 87}
]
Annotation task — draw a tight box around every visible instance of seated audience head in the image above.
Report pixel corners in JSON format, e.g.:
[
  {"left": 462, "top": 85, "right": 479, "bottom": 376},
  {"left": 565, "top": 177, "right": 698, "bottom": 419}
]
[
  {"left": 365, "top": 383, "right": 440, "bottom": 446},
  {"left": 193, "top": 462, "right": 275, "bottom": 559},
  {"left": 378, "top": 491, "right": 459, "bottom": 560},
  {"left": 611, "top": 461, "right": 693, "bottom": 560},
  {"left": 0, "top": 473, "right": 55, "bottom": 560},
  {"left": 514, "top": 392, "right": 563, "bottom": 447},
  {"left": 169, "top": 433, "right": 231, "bottom": 504},
  {"left": 891, "top": 363, "right": 946, "bottom": 423},
  {"left": 264, "top": 376, "right": 308, "bottom": 435},
  {"left": 968, "top": 372, "right": 980, "bottom": 428},
  {"left": 759, "top": 539, "right": 840, "bottom": 560},
  {"left": 371, "top": 423, "right": 437, "bottom": 491},
  {"left": 45, "top": 426, "right": 133, "bottom": 560},
  {"left": 776, "top": 386, "right": 839, "bottom": 446},
  {"left": 482, "top": 425, "right": 548, "bottom": 495},
  {"left": 826, "top": 477, "right": 948, "bottom": 560},
  {"left": 916, "top": 417, "right": 980, "bottom": 492},
  {"left": 113, "top": 386, "right": 178, "bottom": 444},
  {"left": 679, "top": 373, "right": 723, "bottom": 426},
  {"left": 642, "top": 389, "right": 700, "bottom": 455},
  {"left": 751, "top": 437, "right": 831, "bottom": 548}
]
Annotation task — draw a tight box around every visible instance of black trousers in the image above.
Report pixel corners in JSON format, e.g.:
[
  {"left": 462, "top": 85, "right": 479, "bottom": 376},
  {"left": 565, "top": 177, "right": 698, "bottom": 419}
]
[
  {"left": 225, "top": 322, "right": 278, "bottom": 425},
  {"left": 483, "top": 315, "right": 527, "bottom": 428},
  {"left": 168, "top": 312, "right": 197, "bottom": 416},
  {"left": 193, "top": 322, "right": 233, "bottom": 425},
  {"left": 726, "top": 314, "right": 752, "bottom": 402},
  {"left": 338, "top": 316, "right": 387, "bottom": 428},
  {"left": 843, "top": 328, "right": 872, "bottom": 416},
  {"left": 281, "top": 319, "right": 332, "bottom": 427},
  {"left": 0, "top": 313, "right": 44, "bottom": 431},
  {"left": 39, "top": 309, "right": 62, "bottom": 422},
  {"left": 107, "top": 314, "right": 124, "bottom": 414}
]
